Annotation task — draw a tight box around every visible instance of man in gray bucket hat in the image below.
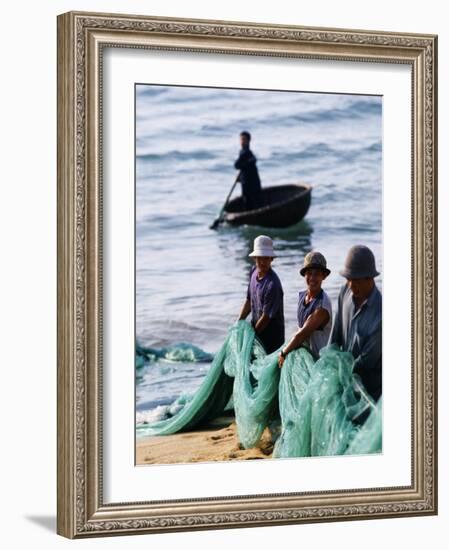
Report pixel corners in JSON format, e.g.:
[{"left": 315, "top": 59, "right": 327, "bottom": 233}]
[{"left": 330, "top": 245, "right": 382, "bottom": 412}]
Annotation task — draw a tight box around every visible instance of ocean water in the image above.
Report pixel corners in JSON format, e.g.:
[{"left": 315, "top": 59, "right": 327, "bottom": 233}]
[{"left": 135, "top": 84, "right": 383, "bottom": 434}]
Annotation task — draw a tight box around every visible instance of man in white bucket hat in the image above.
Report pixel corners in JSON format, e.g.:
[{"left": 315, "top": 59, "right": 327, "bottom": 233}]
[{"left": 238, "top": 235, "right": 285, "bottom": 354}]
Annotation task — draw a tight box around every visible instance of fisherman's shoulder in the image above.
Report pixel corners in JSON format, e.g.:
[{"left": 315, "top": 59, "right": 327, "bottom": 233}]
[
  {"left": 320, "top": 288, "right": 332, "bottom": 306},
  {"left": 338, "top": 282, "right": 351, "bottom": 299},
  {"left": 268, "top": 268, "right": 283, "bottom": 289},
  {"left": 318, "top": 289, "right": 333, "bottom": 316},
  {"left": 298, "top": 289, "right": 307, "bottom": 301},
  {"left": 371, "top": 284, "right": 382, "bottom": 311},
  {"left": 373, "top": 283, "right": 382, "bottom": 300}
]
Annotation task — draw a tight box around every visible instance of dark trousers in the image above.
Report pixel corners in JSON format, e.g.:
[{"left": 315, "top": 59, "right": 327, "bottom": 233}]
[
  {"left": 256, "top": 328, "right": 284, "bottom": 355},
  {"left": 242, "top": 191, "right": 262, "bottom": 211}
]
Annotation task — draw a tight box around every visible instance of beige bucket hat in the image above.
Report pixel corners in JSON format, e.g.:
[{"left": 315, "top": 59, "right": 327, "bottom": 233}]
[{"left": 299, "top": 251, "right": 331, "bottom": 277}]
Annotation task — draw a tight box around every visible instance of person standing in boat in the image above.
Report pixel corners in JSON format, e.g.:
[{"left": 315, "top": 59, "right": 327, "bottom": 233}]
[
  {"left": 278, "top": 252, "right": 332, "bottom": 367},
  {"left": 238, "top": 235, "right": 285, "bottom": 354},
  {"left": 234, "top": 131, "right": 263, "bottom": 210}
]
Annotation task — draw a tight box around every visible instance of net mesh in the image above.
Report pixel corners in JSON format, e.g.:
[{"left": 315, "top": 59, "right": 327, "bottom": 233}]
[{"left": 138, "top": 321, "right": 382, "bottom": 457}]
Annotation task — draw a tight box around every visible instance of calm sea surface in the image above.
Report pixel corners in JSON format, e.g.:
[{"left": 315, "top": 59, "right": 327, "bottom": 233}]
[{"left": 135, "top": 85, "right": 382, "bottom": 435}]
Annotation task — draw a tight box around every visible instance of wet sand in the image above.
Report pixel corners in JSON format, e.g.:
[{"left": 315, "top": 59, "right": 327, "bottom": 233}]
[{"left": 136, "top": 415, "right": 274, "bottom": 465}]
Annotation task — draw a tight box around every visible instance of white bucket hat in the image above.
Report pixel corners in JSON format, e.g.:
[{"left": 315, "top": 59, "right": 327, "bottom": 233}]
[{"left": 248, "top": 235, "right": 276, "bottom": 258}]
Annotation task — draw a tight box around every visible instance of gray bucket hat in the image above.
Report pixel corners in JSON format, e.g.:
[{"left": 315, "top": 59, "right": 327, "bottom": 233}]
[
  {"left": 339, "top": 245, "right": 380, "bottom": 279},
  {"left": 300, "top": 251, "right": 331, "bottom": 277}
]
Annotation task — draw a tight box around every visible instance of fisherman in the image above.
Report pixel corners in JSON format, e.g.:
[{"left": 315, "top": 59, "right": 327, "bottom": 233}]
[
  {"left": 278, "top": 252, "right": 332, "bottom": 367},
  {"left": 234, "top": 131, "right": 263, "bottom": 210},
  {"left": 329, "top": 245, "right": 382, "bottom": 411},
  {"left": 238, "top": 235, "right": 285, "bottom": 354}
]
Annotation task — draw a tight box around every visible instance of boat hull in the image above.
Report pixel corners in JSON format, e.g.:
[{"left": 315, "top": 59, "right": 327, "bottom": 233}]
[{"left": 223, "top": 184, "right": 312, "bottom": 228}]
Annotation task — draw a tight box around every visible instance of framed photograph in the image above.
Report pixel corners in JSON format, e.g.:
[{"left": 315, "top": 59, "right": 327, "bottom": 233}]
[{"left": 57, "top": 11, "right": 438, "bottom": 538}]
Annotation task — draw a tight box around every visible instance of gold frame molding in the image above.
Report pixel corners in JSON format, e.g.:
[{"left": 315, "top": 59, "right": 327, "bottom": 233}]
[{"left": 57, "top": 10, "right": 438, "bottom": 538}]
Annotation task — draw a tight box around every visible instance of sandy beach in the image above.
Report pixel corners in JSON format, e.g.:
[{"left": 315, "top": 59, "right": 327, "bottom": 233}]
[{"left": 136, "top": 414, "right": 274, "bottom": 465}]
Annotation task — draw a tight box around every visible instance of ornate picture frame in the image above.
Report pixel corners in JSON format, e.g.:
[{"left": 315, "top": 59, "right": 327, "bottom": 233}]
[{"left": 57, "top": 11, "right": 437, "bottom": 538}]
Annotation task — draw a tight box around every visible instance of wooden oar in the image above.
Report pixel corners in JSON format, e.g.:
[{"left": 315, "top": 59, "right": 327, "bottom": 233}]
[{"left": 209, "top": 172, "right": 241, "bottom": 230}]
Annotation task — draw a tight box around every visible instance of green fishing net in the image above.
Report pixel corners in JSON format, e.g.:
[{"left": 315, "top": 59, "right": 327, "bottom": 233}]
[{"left": 138, "top": 320, "right": 382, "bottom": 457}]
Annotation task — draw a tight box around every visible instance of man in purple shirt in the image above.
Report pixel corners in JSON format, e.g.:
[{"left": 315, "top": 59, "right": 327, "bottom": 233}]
[{"left": 238, "top": 235, "right": 285, "bottom": 354}]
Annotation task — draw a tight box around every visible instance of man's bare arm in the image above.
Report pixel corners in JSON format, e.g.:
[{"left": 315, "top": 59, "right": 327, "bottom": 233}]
[
  {"left": 254, "top": 312, "right": 271, "bottom": 334},
  {"left": 238, "top": 298, "right": 251, "bottom": 321},
  {"left": 278, "top": 308, "right": 329, "bottom": 367}
]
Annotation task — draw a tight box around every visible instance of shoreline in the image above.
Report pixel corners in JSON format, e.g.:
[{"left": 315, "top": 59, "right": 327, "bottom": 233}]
[{"left": 136, "top": 415, "right": 274, "bottom": 465}]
